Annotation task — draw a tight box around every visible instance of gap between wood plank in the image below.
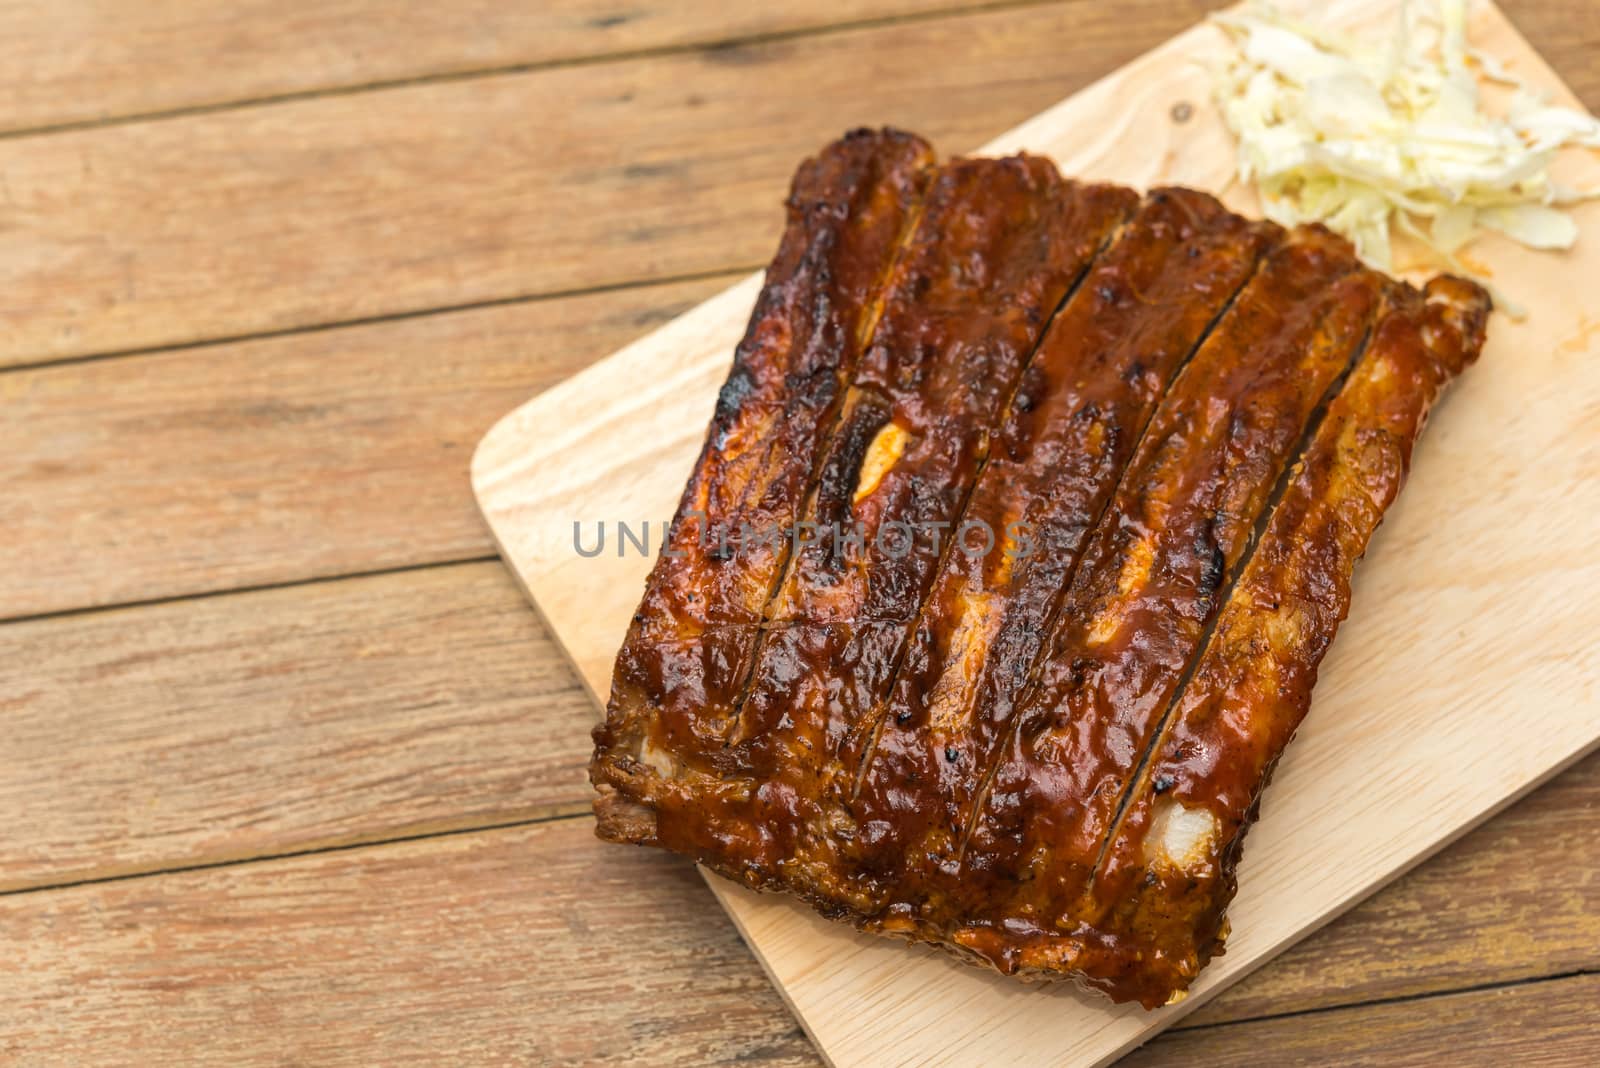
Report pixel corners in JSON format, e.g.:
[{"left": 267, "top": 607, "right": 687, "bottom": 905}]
[
  {"left": 2, "top": 794, "right": 1587, "bottom": 1044},
  {"left": 0, "top": 556, "right": 500, "bottom": 628},
  {"left": 0, "top": 806, "right": 592, "bottom": 901},
  {"left": 0, "top": 4, "right": 1580, "bottom": 379},
  {"left": 0, "top": 0, "right": 1240, "bottom": 372},
  {"left": 0, "top": 0, "right": 1072, "bottom": 146},
  {"left": 0, "top": 259, "right": 731, "bottom": 621},
  {"left": 1168, "top": 967, "right": 1600, "bottom": 1034},
  {"left": 0, "top": 265, "right": 758, "bottom": 378}
]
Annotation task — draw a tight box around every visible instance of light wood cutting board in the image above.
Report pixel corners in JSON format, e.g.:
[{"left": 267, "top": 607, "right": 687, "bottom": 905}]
[{"left": 473, "top": 1, "right": 1600, "bottom": 1063}]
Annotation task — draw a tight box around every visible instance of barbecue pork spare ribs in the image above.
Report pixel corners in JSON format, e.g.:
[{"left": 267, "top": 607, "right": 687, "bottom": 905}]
[{"left": 588, "top": 129, "right": 1491, "bottom": 1009}]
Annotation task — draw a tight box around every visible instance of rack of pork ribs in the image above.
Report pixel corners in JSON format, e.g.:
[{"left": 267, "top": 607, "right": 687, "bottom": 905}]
[{"left": 589, "top": 128, "right": 1491, "bottom": 1008}]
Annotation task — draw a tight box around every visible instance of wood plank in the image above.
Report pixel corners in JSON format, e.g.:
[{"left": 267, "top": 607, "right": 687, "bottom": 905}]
[
  {"left": 1133, "top": 974, "right": 1600, "bottom": 1066},
  {"left": 1, "top": 274, "right": 732, "bottom": 620},
  {"left": 0, "top": 0, "right": 1229, "bottom": 368},
  {"left": 471, "top": 1, "right": 1600, "bottom": 1064},
  {"left": 0, "top": 562, "right": 596, "bottom": 892},
  {"left": 0, "top": 0, "right": 986, "bottom": 134},
  {"left": 0, "top": 1, "right": 1586, "bottom": 370},
  {"left": 2, "top": 818, "right": 818, "bottom": 1068},
  {"left": 5, "top": 813, "right": 1594, "bottom": 1066},
  {"left": 0, "top": 0, "right": 1583, "bottom": 139},
  {"left": 1507, "top": 0, "right": 1600, "bottom": 107}
]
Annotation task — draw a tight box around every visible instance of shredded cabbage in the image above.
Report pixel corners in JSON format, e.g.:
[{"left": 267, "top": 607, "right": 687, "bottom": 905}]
[{"left": 1211, "top": 0, "right": 1600, "bottom": 316}]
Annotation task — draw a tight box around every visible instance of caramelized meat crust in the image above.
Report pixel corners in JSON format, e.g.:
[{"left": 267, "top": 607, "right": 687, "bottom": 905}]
[
  {"left": 1080, "top": 277, "right": 1490, "bottom": 1003},
  {"left": 853, "top": 190, "right": 1281, "bottom": 902},
  {"left": 728, "top": 159, "right": 1135, "bottom": 904},
  {"left": 595, "top": 128, "right": 934, "bottom": 819},
  {"left": 589, "top": 130, "right": 1491, "bottom": 1008},
  {"left": 949, "top": 231, "right": 1381, "bottom": 944}
]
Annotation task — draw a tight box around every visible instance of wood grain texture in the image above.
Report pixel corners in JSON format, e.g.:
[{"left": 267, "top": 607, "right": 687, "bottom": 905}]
[
  {"left": 0, "top": 0, "right": 987, "bottom": 133},
  {"left": 0, "top": 0, "right": 1227, "bottom": 369},
  {"left": 0, "top": 563, "right": 595, "bottom": 892},
  {"left": 472, "top": 1, "right": 1600, "bottom": 1063},
  {"left": 0, "top": 275, "right": 731, "bottom": 619},
  {"left": 4, "top": 811, "right": 1593, "bottom": 1068},
  {"left": 2, "top": 818, "right": 817, "bottom": 1068},
  {"left": 1133, "top": 974, "right": 1600, "bottom": 1066},
  {"left": 0, "top": 1, "right": 1587, "bottom": 373},
  {"left": 1, "top": 0, "right": 1597, "bottom": 1065},
  {"left": 1507, "top": 0, "right": 1600, "bottom": 109},
  {"left": 3, "top": 524, "right": 1595, "bottom": 1010}
]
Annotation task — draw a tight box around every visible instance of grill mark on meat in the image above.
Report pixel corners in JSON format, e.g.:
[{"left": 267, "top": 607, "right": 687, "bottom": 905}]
[
  {"left": 592, "top": 129, "right": 934, "bottom": 793},
  {"left": 697, "top": 180, "right": 940, "bottom": 759},
  {"left": 595, "top": 153, "right": 1135, "bottom": 891},
  {"left": 840, "top": 190, "right": 1282, "bottom": 899},
  {"left": 838, "top": 199, "right": 1140, "bottom": 803},
  {"left": 1077, "top": 276, "right": 1490, "bottom": 1005},
  {"left": 717, "top": 161, "right": 1137, "bottom": 901},
  {"left": 745, "top": 174, "right": 935, "bottom": 618},
  {"left": 713, "top": 158, "right": 1080, "bottom": 749},
  {"left": 667, "top": 130, "right": 935, "bottom": 635},
  {"left": 951, "top": 229, "right": 1382, "bottom": 932},
  {"left": 1084, "top": 299, "right": 1377, "bottom": 897},
  {"left": 940, "top": 227, "right": 1286, "bottom": 877}
]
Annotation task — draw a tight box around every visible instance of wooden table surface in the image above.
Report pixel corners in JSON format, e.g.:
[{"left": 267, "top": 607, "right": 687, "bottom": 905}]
[{"left": 3, "top": 2, "right": 1596, "bottom": 1064}]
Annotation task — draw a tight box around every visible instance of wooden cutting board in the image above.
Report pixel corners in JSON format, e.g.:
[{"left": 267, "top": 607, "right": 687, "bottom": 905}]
[{"left": 472, "top": 1, "right": 1600, "bottom": 1063}]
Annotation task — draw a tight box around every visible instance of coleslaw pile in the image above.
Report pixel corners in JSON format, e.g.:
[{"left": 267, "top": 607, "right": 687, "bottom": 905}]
[{"left": 1211, "top": 0, "right": 1600, "bottom": 315}]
